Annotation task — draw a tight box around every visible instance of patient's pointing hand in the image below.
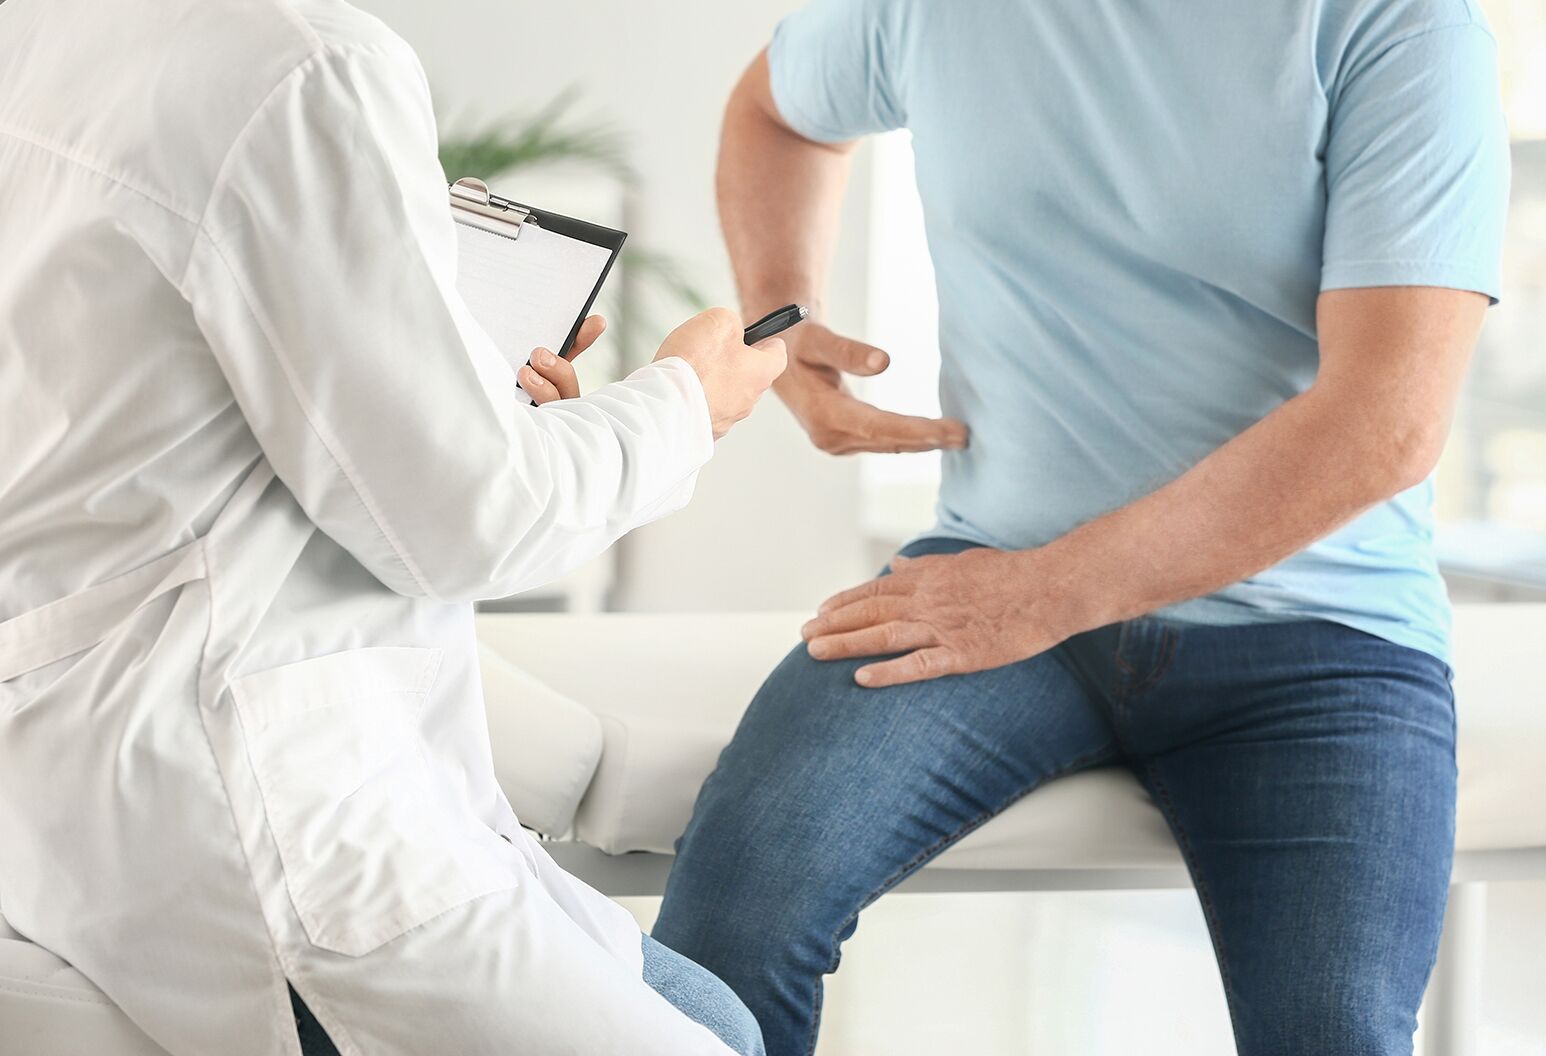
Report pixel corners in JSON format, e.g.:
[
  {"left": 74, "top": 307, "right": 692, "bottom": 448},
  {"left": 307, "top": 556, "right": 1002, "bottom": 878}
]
[{"left": 775, "top": 321, "right": 969, "bottom": 455}]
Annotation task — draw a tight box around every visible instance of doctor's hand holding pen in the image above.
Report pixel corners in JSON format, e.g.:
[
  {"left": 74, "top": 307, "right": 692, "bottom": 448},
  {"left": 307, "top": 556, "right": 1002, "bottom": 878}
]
[{"left": 522, "top": 307, "right": 788, "bottom": 440}]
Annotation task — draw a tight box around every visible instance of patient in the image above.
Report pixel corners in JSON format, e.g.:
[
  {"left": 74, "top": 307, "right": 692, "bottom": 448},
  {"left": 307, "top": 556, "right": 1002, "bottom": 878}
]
[{"left": 652, "top": 1, "right": 1508, "bottom": 1054}]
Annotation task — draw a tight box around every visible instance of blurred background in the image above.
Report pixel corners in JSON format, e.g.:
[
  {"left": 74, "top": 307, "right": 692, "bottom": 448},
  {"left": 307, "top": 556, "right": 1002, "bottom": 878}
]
[{"left": 364, "top": 2, "right": 1544, "bottom": 1052}]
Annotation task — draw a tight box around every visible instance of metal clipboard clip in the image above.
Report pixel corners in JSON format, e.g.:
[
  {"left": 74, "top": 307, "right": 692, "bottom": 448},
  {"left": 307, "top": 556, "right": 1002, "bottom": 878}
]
[{"left": 449, "top": 176, "right": 533, "bottom": 241}]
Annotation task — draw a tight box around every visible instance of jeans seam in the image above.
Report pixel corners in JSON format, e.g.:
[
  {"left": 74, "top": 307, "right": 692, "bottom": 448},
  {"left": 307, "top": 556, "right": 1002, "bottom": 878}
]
[
  {"left": 1137, "top": 759, "right": 1245, "bottom": 1041},
  {"left": 1112, "top": 625, "right": 1137, "bottom": 680},
  {"left": 800, "top": 741, "right": 1121, "bottom": 1056},
  {"left": 1122, "top": 627, "right": 1179, "bottom": 700}
]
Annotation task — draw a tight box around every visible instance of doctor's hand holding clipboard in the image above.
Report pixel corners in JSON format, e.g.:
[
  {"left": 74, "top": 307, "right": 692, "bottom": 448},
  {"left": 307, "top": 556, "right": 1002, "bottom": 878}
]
[
  {"left": 516, "top": 314, "right": 608, "bottom": 404},
  {"left": 449, "top": 176, "right": 793, "bottom": 430}
]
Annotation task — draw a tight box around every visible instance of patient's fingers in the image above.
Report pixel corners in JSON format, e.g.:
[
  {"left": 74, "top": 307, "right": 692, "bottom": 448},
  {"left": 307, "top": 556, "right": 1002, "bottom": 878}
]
[
  {"left": 803, "top": 596, "right": 908, "bottom": 639},
  {"left": 855, "top": 647, "right": 958, "bottom": 689},
  {"left": 805, "top": 621, "right": 934, "bottom": 662},
  {"left": 848, "top": 401, "right": 970, "bottom": 454},
  {"left": 815, "top": 574, "right": 908, "bottom": 617},
  {"left": 794, "top": 330, "right": 891, "bottom": 377}
]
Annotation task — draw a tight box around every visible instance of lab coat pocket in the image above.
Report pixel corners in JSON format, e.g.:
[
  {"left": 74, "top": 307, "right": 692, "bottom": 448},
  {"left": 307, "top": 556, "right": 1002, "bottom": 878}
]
[{"left": 229, "top": 647, "right": 519, "bottom": 957}]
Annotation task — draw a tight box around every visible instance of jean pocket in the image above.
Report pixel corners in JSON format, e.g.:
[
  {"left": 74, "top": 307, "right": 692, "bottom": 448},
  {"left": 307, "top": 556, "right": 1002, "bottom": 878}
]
[{"left": 229, "top": 647, "right": 519, "bottom": 956}]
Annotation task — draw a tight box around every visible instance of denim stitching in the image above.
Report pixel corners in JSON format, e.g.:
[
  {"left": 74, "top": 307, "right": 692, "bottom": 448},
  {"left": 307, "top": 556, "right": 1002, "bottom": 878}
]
[
  {"left": 1112, "top": 624, "right": 1137, "bottom": 679},
  {"left": 800, "top": 742, "right": 1121, "bottom": 1056},
  {"left": 1125, "top": 626, "right": 1179, "bottom": 699},
  {"left": 1137, "top": 760, "right": 1245, "bottom": 1046},
  {"left": 1417, "top": 683, "right": 1461, "bottom": 1007}
]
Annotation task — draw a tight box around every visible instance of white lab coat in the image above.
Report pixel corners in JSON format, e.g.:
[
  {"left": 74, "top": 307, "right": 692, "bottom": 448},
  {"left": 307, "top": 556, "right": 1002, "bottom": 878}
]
[{"left": 0, "top": 1, "right": 735, "bottom": 1053}]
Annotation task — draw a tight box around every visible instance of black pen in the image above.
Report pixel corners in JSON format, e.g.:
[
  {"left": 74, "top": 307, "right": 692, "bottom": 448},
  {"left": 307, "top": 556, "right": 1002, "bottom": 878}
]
[{"left": 743, "top": 304, "right": 809, "bottom": 345}]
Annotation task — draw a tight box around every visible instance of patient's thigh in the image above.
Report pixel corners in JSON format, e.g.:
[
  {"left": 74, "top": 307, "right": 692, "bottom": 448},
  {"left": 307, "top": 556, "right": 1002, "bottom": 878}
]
[{"left": 668, "top": 634, "right": 1117, "bottom": 910}]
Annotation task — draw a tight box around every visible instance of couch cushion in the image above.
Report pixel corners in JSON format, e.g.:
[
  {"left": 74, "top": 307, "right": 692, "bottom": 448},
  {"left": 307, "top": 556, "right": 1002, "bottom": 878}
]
[
  {"left": 478, "top": 606, "right": 1546, "bottom": 865},
  {"left": 477, "top": 643, "right": 603, "bottom": 838},
  {"left": 1445, "top": 606, "right": 1545, "bottom": 853}
]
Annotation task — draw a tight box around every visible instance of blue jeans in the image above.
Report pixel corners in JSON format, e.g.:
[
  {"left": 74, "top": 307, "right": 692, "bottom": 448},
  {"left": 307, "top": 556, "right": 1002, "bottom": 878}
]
[
  {"left": 293, "top": 935, "right": 764, "bottom": 1054},
  {"left": 653, "top": 537, "right": 1457, "bottom": 1056}
]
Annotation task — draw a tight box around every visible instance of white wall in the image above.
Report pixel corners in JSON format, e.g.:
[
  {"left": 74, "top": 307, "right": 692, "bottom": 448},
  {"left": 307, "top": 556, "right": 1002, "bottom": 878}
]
[{"left": 358, "top": 0, "right": 874, "bottom": 613}]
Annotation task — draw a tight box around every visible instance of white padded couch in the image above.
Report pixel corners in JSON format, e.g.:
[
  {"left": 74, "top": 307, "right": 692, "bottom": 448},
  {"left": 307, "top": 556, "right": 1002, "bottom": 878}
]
[
  {"left": 3, "top": 605, "right": 1543, "bottom": 1055},
  {"left": 483, "top": 607, "right": 1546, "bottom": 875}
]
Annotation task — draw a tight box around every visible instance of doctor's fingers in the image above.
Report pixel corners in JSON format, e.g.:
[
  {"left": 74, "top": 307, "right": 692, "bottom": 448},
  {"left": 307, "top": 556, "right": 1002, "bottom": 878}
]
[
  {"left": 520, "top": 365, "right": 558, "bottom": 404},
  {"left": 749, "top": 336, "right": 789, "bottom": 385},
  {"left": 571, "top": 314, "right": 606, "bottom": 357},
  {"left": 524, "top": 348, "right": 580, "bottom": 403}
]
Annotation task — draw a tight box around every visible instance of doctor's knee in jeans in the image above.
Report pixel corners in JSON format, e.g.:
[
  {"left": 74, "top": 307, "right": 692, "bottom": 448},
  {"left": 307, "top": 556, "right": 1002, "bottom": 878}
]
[{"left": 642, "top": 935, "right": 766, "bottom": 1056}]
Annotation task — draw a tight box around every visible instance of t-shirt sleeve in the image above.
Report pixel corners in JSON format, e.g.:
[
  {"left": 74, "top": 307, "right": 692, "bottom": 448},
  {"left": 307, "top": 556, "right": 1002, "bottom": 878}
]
[
  {"left": 767, "top": 0, "right": 910, "bottom": 143},
  {"left": 1321, "top": 22, "right": 1510, "bottom": 302}
]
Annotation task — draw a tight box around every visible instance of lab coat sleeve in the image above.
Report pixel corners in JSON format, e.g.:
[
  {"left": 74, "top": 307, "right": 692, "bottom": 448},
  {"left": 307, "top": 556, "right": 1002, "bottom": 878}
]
[{"left": 179, "top": 37, "right": 714, "bottom": 603}]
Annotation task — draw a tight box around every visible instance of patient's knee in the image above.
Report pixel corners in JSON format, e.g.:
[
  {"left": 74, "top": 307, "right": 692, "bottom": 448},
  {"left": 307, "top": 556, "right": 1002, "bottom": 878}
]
[{"left": 1239, "top": 980, "right": 1418, "bottom": 1056}]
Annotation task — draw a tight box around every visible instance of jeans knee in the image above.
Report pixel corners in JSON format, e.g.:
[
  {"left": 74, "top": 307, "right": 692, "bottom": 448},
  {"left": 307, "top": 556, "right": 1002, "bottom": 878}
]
[
  {"left": 1243, "top": 985, "right": 1417, "bottom": 1056},
  {"left": 658, "top": 877, "right": 819, "bottom": 975}
]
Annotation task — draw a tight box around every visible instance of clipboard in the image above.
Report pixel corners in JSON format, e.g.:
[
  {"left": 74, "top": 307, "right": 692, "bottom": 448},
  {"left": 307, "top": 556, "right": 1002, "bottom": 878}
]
[{"left": 449, "top": 176, "right": 627, "bottom": 390}]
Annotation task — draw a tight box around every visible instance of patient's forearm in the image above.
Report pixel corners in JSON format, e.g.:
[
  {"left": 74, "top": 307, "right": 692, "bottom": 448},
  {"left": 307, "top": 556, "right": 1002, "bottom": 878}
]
[
  {"left": 1038, "top": 287, "right": 1482, "bottom": 635},
  {"left": 718, "top": 51, "right": 853, "bottom": 318},
  {"left": 1032, "top": 385, "right": 1435, "bottom": 634}
]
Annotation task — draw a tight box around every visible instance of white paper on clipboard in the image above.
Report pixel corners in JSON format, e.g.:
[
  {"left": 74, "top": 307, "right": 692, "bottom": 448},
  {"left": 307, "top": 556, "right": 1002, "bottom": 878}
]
[
  {"left": 454, "top": 221, "right": 612, "bottom": 369},
  {"left": 448, "top": 178, "right": 622, "bottom": 404}
]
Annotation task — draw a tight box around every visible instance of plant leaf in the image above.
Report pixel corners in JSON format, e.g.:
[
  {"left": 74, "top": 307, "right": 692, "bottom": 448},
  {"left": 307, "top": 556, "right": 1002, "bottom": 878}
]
[{"left": 438, "top": 89, "right": 635, "bottom": 184}]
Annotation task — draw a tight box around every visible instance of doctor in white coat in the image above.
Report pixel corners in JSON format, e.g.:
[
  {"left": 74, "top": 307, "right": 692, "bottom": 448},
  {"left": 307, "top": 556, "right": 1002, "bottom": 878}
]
[{"left": 0, "top": 0, "right": 786, "bottom": 1053}]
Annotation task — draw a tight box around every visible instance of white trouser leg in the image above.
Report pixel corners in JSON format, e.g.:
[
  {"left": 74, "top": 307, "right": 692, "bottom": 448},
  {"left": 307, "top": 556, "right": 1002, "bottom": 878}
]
[{"left": 288, "top": 880, "right": 737, "bottom": 1056}]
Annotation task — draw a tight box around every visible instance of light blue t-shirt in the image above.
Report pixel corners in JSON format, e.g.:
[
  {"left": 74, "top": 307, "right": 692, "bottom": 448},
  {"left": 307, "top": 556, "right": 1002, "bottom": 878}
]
[{"left": 770, "top": 0, "right": 1510, "bottom": 660}]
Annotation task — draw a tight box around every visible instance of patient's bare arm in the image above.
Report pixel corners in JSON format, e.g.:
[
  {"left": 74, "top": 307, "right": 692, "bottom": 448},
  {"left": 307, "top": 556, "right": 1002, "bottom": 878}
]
[{"left": 718, "top": 51, "right": 967, "bottom": 455}]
